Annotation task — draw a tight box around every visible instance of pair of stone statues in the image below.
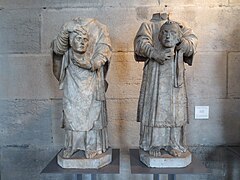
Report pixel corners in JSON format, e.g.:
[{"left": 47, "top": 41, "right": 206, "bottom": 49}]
[{"left": 51, "top": 13, "right": 197, "bottom": 168}]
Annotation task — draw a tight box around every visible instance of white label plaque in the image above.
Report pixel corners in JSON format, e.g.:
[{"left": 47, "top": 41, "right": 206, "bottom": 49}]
[{"left": 195, "top": 106, "right": 209, "bottom": 119}]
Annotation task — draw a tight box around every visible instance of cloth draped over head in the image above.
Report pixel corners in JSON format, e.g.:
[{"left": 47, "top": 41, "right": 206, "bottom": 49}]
[
  {"left": 134, "top": 14, "right": 198, "bottom": 126},
  {"left": 52, "top": 18, "right": 112, "bottom": 101},
  {"left": 134, "top": 14, "right": 198, "bottom": 66}
]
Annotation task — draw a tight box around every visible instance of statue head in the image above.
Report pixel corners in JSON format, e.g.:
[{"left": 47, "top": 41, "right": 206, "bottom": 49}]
[
  {"left": 159, "top": 21, "right": 182, "bottom": 48},
  {"left": 69, "top": 26, "right": 89, "bottom": 54}
]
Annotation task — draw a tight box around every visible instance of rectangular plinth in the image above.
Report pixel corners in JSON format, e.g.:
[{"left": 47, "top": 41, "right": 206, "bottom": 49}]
[
  {"left": 140, "top": 149, "right": 192, "bottom": 168},
  {"left": 227, "top": 146, "right": 240, "bottom": 158},
  {"left": 130, "top": 149, "right": 209, "bottom": 175},
  {"left": 41, "top": 149, "right": 120, "bottom": 174},
  {"left": 58, "top": 148, "right": 112, "bottom": 169}
]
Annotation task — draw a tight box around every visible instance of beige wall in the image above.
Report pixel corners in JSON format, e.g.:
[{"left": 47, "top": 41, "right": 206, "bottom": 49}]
[{"left": 0, "top": 0, "right": 240, "bottom": 179}]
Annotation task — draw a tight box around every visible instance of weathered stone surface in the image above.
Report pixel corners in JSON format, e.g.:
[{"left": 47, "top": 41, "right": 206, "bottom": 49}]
[
  {"left": 187, "top": 98, "right": 240, "bottom": 145},
  {"left": 227, "top": 52, "right": 240, "bottom": 98},
  {"left": 0, "top": 0, "right": 43, "bottom": 9},
  {"left": 136, "top": 6, "right": 240, "bottom": 52},
  {"left": 51, "top": 99, "right": 139, "bottom": 147},
  {"left": 1, "top": 1, "right": 240, "bottom": 179},
  {"left": 0, "top": 54, "right": 62, "bottom": 99},
  {"left": 103, "top": 0, "right": 159, "bottom": 7},
  {"left": 107, "top": 52, "right": 143, "bottom": 83},
  {"left": 43, "top": 0, "right": 103, "bottom": 8},
  {"left": 107, "top": 82, "right": 141, "bottom": 99},
  {"left": 106, "top": 53, "right": 143, "bottom": 99},
  {"left": 175, "top": 7, "right": 240, "bottom": 52},
  {"left": 229, "top": 0, "right": 240, "bottom": 5},
  {"left": 0, "top": 100, "right": 52, "bottom": 146},
  {"left": 185, "top": 52, "right": 227, "bottom": 99},
  {"left": 107, "top": 99, "right": 138, "bottom": 121},
  {"left": 2, "top": 146, "right": 238, "bottom": 180},
  {"left": 0, "top": 9, "right": 41, "bottom": 53},
  {"left": 103, "top": 0, "right": 227, "bottom": 6},
  {"left": 1, "top": 146, "right": 63, "bottom": 180},
  {"left": 57, "top": 148, "right": 112, "bottom": 169},
  {"left": 140, "top": 149, "right": 192, "bottom": 168},
  {"left": 42, "top": 6, "right": 240, "bottom": 53},
  {"left": 51, "top": 99, "right": 65, "bottom": 146},
  {"left": 160, "top": 0, "right": 228, "bottom": 6},
  {"left": 41, "top": 8, "right": 139, "bottom": 52},
  {"left": 0, "top": 0, "right": 103, "bottom": 9},
  {"left": 108, "top": 120, "right": 140, "bottom": 149}
]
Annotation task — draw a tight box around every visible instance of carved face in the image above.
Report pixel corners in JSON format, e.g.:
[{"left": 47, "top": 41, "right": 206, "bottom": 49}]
[
  {"left": 71, "top": 33, "right": 89, "bottom": 54},
  {"left": 159, "top": 24, "right": 180, "bottom": 48}
]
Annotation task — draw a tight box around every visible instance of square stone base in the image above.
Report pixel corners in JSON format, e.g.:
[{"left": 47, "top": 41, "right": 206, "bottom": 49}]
[
  {"left": 57, "top": 148, "right": 112, "bottom": 169},
  {"left": 140, "top": 149, "right": 192, "bottom": 168}
]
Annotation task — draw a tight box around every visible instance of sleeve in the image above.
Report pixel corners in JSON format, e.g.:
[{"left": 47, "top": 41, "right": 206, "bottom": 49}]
[
  {"left": 134, "top": 22, "right": 155, "bottom": 61},
  {"left": 51, "top": 24, "right": 70, "bottom": 81},
  {"left": 179, "top": 23, "right": 198, "bottom": 66},
  {"left": 52, "top": 26, "right": 69, "bottom": 55},
  {"left": 90, "top": 22, "right": 112, "bottom": 101},
  {"left": 91, "top": 23, "right": 112, "bottom": 71}
]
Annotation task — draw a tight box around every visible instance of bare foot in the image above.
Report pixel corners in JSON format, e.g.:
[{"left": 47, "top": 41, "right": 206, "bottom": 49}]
[
  {"left": 178, "top": 145, "right": 187, "bottom": 152},
  {"left": 169, "top": 148, "right": 182, "bottom": 157},
  {"left": 149, "top": 146, "right": 162, "bottom": 157},
  {"left": 85, "top": 151, "right": 98, "bottom": 159},
  {"left": 97, "top": 150, "right": 103, "bottom": 155},
  {"left": 63, "top": 147, "right": 76, "bottom": 158}
]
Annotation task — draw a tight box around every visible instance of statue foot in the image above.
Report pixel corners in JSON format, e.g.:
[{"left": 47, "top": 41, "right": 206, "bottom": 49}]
[
  {"left": 149, "top": 146, "right": 162, "bottom": 157},
  {"left": 85, "top": 151, "right": 98, "bottom": 159},
  {"left": 171, "top": 143, "right": 188, "bottom": 153},
  {"left": 169, "top": 148, "right": 182, "bottom": 157},
  {"left": 63, "top": 147, "right": 77, "bottom": 158},
  {"left": 178, "top": 145, "right": 187, "bottom": 152},
  {"left": 97, "top": 150, "right": 103, "bottom": 155}
]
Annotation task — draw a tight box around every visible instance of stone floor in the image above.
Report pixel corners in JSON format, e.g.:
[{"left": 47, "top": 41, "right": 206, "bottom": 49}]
[
  {"left": 1, "top": 146, "right": 240, "bottom": 180},
  {"left": 175, "top": 146, "right": 240, "bottom": 180}
]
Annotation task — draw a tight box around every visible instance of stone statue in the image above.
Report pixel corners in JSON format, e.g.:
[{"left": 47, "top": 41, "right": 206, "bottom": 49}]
[
  {"left": 51, "top": 18, "right": 112, "bottom": 168},
  {"left": 134, "top": 13, "right": 198, "bottom": 167}
]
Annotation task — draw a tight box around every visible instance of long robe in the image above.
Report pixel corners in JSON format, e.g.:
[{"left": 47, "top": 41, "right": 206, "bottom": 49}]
[
  {"left": 134, "top": 14, "right": 198, "bottom": 151},
  {"left": 52, "top": 18, "right": 112, "bottom": 153}
]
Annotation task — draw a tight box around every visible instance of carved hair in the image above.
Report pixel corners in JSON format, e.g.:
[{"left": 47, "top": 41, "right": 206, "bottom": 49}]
[
  {"left": 160, "top": 20, "right": 183, "bottom": 38},
  {"left": 158, "top": 20, "right": 183, "bottom": 47}
]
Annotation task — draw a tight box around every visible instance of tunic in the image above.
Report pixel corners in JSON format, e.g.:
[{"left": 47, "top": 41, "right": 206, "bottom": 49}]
[
  {"left": 52, "top": 18, "right": 112, "bottom": 153},
  {"left": 134, "top": 14, "right": 197, "bottom": 150}
]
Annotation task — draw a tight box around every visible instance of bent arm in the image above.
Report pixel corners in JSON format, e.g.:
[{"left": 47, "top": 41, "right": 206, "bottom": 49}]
[
  {"left": 134, "top": 22, "right": 155, "bottom": 61},
  {"left": 178, "top": 23, "right": 198, "bottom": 66}
]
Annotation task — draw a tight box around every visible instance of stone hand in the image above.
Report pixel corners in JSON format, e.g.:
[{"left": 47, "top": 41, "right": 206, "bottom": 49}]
[
  {"left": 62, "top": 21, "right": 82, "bottom": 33},
  {"left": 91, "top": 60, "right": 104, "bottom": 71},
  {"left": 176, "top": 38, "right": 189, "bottom": 53},
  {"left": 72, "top": 58, "right": 92, "bottom": 70},
  {"left": 151, "top": 49, "right": 175, "bottom": 64}
]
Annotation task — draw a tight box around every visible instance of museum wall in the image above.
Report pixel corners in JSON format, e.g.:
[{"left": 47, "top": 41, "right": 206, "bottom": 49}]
[{"left": 0, "top": 0, "right": 240, "bottom": 179}]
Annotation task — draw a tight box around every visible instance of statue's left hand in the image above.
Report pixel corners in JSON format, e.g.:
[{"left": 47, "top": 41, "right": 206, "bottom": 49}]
[
  {"left": 176, "top": 38, "right": 189, "bottom": 54},
  {"left": 91, "top": 60, "right": 104, "bottom": 71}
]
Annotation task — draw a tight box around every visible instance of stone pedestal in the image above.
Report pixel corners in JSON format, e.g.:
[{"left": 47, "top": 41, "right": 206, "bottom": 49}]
[
  {"left": 57, "top": 148, "right": 112, "bottom": 169},
  {"left": 139, "top": 149, "right": 192, "bottom": 168}
]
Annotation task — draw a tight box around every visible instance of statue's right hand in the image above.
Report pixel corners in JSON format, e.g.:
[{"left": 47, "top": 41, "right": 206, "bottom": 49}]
[
  {"left": 62, "top": 21, "right": 75, "bottom": 32},
  {"left": 151, "top": 49, "right": 175, "bottom": 64},
  {"left": 163, "top": 48, "right": 175, "bottom": 60},
  {"left": 151, "top": 50, "right": 164, "bottom": 64},
  {"left": 62, "top": 21, "right": 81, "bottom": 33}
]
